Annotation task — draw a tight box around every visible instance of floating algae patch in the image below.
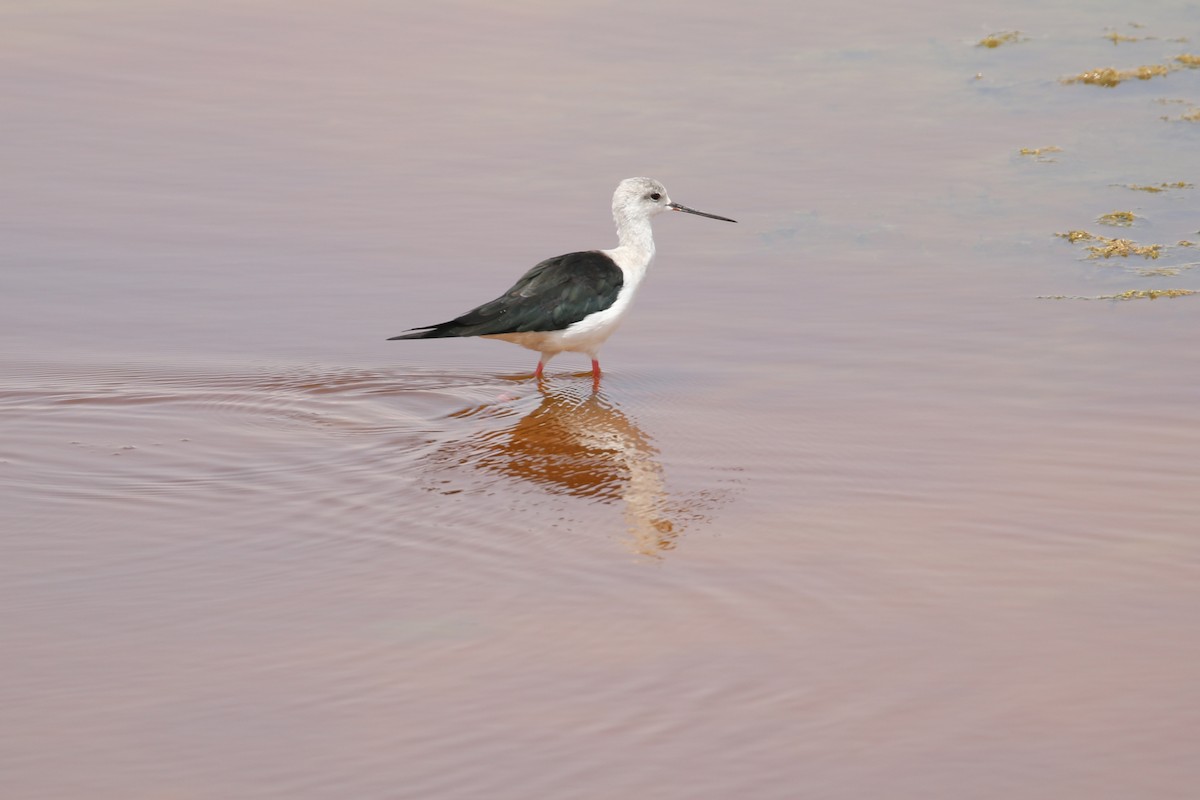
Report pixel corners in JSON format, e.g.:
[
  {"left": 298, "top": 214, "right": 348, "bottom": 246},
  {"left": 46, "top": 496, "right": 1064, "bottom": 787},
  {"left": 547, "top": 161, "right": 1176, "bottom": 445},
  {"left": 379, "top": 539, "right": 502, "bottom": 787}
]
[
  {"left": 1057, "top": 230, "right": 1164, "bottom": 259},
  {"left": 1062, "top": 64, "right": 1173, "bottom": 86},
  {"left": 978, "top": 31, "right": 1023, "bottom": 48},
  {"left": 1038, "top": 289, "right": 1197, "bottom": 300},
  {"left": 1017, "top": 146, "right": 1065, "bottom": 161},
  {"left": 1177, "top": 54, "right": 1200, "bottom": 67},
  {"left": 1085, "top": 237, "right": 1163, "bottom": 259},
  {"left": 1102, "top": 289, "right": 1197, "bottom": 300},
  {"left": 1097, "top": 211, "right": 1136, "bottom": 226},
  {"left": 1104, "top": 32, "right": 1142, "bottom": 44},
  {"left": 1122, "top": 182, "right": 1192, "bottom": 192},
  {"left": 1156, "top": 99, "right": 1200, "bottom": 122}
]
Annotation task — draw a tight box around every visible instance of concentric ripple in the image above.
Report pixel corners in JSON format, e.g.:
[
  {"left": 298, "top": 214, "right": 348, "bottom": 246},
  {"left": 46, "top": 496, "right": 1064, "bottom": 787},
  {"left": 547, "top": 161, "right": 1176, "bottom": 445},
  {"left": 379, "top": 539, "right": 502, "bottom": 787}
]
[{"left": 1, "top": 361, "right": 735, "bottom": 571}]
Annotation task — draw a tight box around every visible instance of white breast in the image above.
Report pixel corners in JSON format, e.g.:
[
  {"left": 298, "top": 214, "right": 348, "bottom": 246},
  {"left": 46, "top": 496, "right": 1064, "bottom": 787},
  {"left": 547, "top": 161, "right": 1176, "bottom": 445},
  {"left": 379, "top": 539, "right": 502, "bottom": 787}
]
[{"left": 559, "top": 245, "right": 651, "bottom": 355}]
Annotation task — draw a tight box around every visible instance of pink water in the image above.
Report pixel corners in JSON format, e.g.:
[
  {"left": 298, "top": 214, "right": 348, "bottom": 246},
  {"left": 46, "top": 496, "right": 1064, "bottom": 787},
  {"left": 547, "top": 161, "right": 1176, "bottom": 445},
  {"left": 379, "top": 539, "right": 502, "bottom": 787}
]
[{"left": 3, "top": 1, "right": 1199, "bottom": 798}]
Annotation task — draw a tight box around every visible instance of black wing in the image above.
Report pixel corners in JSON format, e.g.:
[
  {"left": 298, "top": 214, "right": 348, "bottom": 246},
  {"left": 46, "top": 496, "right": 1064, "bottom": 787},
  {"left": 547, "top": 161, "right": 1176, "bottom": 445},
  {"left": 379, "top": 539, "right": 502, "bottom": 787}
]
[{"left": 389, "top": 251, "right": 624, "bottom": 340}]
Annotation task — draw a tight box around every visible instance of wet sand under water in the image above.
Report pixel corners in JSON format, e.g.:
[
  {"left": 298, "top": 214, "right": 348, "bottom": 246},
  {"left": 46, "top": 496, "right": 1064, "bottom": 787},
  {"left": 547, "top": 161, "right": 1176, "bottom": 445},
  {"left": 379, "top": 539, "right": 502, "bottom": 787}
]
[{"left": 4, "top": 0, "right": 1200, "bottom": 797}]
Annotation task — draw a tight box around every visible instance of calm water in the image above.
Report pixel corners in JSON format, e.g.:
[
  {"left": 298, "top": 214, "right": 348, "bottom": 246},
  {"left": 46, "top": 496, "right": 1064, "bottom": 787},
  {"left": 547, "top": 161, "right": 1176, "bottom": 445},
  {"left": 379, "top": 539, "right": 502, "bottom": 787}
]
[{"left": 4, "top": 1, "right": 1199, "bottom": 797}]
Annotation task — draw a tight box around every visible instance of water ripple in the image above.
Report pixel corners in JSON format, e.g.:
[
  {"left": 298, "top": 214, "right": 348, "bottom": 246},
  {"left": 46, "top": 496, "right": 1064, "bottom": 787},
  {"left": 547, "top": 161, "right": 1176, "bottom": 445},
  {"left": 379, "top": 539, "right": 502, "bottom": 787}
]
[{"left": 1, "top": 362, "right": 733, "bottom": 573}]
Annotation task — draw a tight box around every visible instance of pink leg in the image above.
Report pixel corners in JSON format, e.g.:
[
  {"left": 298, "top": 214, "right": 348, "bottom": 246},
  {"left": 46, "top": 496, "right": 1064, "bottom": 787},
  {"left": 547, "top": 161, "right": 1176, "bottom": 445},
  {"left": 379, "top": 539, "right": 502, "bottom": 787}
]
[
  {"left": 591, "top": 359, "right": 601, "bottom": 379},
  {"left": 534, "top": 360, "right": 545, "bottom": 379}
]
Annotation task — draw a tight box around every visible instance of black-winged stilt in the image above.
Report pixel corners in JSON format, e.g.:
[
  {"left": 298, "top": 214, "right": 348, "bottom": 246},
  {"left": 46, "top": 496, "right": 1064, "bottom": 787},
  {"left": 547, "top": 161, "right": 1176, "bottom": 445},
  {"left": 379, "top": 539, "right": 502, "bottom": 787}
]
[{"left": 388, "top": 177, "right": 736, "bottom": 381}]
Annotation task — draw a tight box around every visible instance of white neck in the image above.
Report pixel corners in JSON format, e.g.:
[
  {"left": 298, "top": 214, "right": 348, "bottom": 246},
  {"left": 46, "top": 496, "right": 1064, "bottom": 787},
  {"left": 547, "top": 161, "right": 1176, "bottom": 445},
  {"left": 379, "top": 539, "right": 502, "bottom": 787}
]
[{"left": 610, "top": 211, "right": 656, "bottom": 271}]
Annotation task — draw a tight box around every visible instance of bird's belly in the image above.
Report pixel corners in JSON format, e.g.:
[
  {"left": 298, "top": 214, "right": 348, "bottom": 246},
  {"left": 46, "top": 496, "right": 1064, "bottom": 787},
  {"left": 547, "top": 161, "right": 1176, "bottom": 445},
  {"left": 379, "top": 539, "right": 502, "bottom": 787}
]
[
  {"left": 483, "top": 305, "right": 628, "bottom": 355},
  {"left": 483, "top": 280, "right": 640, "bottom": 356},
  {"left": 483, "top": 330, "right": 566, "bottom": 352},
  {"left": 559, "top": 305, "right": 626, "bottom": 350},
  {"left": 482, "top": 321, "right": 612, "bottom": 354}
]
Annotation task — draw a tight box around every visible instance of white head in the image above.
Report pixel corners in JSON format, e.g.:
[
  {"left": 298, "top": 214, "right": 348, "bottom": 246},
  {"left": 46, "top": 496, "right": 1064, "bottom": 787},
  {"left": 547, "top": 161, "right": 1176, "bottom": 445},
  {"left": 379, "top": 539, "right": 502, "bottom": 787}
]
[
  {"left": 611, "top": 177, "right": 737, "bottom": 226},
  {"left": 612, "top": 177, "right": 672, "bottom": 223}
]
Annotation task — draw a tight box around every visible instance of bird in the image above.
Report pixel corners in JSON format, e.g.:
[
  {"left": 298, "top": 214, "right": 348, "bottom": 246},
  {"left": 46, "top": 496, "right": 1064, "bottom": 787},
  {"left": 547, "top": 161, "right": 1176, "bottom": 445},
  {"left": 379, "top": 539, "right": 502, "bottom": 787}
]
[{"left": 388, "top": 177, "right": 736, "bottom": 381}]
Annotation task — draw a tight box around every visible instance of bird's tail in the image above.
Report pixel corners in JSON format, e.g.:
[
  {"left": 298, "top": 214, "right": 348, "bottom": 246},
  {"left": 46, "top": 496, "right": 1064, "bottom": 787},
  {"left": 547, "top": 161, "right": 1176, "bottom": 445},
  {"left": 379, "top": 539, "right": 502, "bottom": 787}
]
[{"left": 386, "top": 323, "right": 462, "bottom": 340}]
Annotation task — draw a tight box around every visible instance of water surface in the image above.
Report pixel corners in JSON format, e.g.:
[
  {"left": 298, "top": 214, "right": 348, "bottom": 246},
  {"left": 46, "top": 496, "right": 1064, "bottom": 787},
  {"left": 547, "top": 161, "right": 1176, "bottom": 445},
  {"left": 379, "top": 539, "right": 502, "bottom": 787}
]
[{"left": 3, "top": 1, "right": 1199, "bottom": 797}]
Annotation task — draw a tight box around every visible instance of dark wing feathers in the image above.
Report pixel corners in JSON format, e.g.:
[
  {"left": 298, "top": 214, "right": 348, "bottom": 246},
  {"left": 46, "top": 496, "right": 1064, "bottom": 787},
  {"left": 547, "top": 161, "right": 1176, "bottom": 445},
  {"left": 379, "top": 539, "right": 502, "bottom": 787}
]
[{"left": 389, "top": 251, "right": 623, "bottom": 340}]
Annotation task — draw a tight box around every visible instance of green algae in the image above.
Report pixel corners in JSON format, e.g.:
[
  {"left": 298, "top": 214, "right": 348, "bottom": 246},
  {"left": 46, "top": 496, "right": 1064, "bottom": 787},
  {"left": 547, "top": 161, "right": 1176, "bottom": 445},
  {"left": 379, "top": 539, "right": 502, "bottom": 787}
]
[
  {"left": 978, "top": 31, "right": 1023, "bottom": 48},
  {"left": 1062, "top": 64, "right": 1172, "bottom": 86},
  {"left": 1097, "top": 211, "right": 1136, "bottom": 227}
]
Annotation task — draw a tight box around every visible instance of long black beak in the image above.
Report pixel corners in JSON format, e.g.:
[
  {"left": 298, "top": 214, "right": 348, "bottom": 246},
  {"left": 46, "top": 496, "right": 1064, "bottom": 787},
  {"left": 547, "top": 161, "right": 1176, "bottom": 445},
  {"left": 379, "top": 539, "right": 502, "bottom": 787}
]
[{"left": 667, "top": 202, "right": 737, "bottom": 223}]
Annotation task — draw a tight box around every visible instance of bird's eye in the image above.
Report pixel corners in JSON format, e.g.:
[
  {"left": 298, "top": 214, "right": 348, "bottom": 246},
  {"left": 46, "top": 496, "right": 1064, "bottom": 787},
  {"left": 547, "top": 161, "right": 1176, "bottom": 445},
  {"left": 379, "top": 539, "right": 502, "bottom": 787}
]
[{"left": 649, "top": 192, "right": 662, "bottom": 201}]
